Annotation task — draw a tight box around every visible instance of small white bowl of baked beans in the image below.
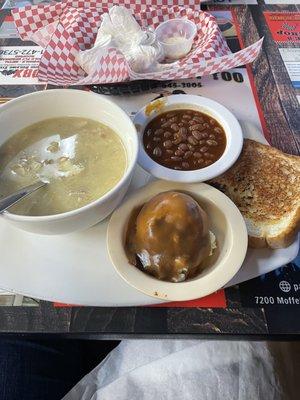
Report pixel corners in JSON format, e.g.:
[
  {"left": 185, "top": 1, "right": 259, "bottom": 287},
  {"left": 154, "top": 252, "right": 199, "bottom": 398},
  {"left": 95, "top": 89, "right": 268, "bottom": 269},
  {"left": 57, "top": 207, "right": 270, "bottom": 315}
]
[{"left": 134, "top": 95, "right": 243, "bottom": 182}]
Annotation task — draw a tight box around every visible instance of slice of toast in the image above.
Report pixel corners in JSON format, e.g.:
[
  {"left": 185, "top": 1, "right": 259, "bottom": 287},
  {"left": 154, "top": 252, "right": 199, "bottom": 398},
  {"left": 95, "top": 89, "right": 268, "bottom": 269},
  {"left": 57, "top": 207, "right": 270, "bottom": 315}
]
[{"left": 210, "top": 139, "right": 300, "bottom": 249}]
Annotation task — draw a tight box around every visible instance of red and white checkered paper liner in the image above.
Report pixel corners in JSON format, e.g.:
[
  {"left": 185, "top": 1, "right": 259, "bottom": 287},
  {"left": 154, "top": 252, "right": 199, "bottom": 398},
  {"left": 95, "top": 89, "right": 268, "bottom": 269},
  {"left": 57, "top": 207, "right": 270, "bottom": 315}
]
[{"left": 12, "top": 0, "right": 263, "bottom": 85}]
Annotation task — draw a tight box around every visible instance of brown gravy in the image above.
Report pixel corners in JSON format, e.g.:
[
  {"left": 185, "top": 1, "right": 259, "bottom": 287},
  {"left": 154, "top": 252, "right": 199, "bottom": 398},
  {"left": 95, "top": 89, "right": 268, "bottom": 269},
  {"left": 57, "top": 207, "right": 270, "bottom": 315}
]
[{"left": 125, "top": 191, "right": 213, "bottom": 282}]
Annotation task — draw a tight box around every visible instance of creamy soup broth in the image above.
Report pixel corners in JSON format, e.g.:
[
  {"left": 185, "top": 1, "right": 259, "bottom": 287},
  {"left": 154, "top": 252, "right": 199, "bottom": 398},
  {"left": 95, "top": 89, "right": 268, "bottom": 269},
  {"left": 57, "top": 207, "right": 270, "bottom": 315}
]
[{"left": 0, "top": 117, "right": 127, "bottom": 216}]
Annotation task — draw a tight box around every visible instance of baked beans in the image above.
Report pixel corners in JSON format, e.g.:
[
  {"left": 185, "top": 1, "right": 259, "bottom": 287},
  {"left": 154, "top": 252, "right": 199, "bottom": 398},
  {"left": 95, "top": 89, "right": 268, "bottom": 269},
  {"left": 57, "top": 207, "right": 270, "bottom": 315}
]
[{"left": 143, "top": 109, "right": 226, "bottom": 171}]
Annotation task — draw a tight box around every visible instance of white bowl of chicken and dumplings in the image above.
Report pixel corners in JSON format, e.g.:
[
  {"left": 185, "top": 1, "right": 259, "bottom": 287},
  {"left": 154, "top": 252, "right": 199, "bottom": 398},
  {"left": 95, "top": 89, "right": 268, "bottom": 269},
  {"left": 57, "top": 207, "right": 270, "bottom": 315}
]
[{"left": 0, "top": 90, "right": 138, "bottom": 235}]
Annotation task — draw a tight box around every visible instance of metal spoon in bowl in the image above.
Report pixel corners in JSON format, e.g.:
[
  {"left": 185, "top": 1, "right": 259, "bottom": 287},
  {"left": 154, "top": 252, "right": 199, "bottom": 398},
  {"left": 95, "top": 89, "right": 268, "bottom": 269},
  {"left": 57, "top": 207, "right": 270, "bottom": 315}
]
[{"left": 0, "top": 181, "right": 47, "bottom": 214}]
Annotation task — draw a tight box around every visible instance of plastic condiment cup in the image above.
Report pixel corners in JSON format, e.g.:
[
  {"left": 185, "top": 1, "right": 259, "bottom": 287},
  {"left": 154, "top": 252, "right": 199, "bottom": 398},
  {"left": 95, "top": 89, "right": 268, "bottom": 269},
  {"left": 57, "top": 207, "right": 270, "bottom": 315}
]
[{"left": 155, "top": 18, "right": 197, "bottom": 60}]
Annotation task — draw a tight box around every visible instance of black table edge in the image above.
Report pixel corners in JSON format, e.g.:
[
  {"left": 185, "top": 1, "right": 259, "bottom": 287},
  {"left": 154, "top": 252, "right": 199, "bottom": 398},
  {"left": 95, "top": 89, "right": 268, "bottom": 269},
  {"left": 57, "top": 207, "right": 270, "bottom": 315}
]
[{"left": 0, "top": 333, "right": 299, "bottom": 341}]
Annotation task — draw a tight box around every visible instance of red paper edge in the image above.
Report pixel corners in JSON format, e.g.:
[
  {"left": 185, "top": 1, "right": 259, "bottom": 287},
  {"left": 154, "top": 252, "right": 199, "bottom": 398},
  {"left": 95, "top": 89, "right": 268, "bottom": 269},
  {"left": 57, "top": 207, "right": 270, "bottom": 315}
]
[
  {"left": 54, "top": 302, "right": 78, "bottom": 307},
  {"left": 148, "top": 290, "right": 226, "bottom": 308},
  {"left": 53, "top": 290, "right": 226, "bottom": 308}
]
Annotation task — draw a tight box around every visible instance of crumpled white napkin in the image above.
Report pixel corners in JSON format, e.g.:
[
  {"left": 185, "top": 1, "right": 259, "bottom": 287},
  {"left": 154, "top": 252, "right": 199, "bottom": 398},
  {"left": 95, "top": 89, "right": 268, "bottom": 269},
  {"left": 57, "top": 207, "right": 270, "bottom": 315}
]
[
  {"left": 62, "top": 340, "right": 283, "bottom": 400},
  {"left": 76, "top": 6, "right": 164, "bottom": 74}
]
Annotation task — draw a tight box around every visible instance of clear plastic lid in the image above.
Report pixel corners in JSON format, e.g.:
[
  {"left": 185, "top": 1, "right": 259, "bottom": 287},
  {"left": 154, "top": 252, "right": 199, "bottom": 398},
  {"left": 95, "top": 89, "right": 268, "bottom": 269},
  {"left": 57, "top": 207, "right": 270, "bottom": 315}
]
[{"left": 155, "top": 18, "right": 197, "bottom": 60}]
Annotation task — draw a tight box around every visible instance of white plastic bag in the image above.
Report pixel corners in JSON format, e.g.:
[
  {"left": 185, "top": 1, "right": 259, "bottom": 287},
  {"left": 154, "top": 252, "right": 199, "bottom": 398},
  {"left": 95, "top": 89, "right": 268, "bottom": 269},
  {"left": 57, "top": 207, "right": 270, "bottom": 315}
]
[{"left": 76, "top": 6, "right": 164, "bottom": 74}]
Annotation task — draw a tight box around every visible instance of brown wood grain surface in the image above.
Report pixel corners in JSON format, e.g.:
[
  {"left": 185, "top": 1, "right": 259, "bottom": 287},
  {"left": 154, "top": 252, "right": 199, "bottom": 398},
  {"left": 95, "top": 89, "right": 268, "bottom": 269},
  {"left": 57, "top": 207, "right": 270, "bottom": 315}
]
[
  {"left": 251, "top": 5, "right": 299, "bottom": 143},
  {"left": 233, "top": 5, "right": 299, "bottom": 155}
]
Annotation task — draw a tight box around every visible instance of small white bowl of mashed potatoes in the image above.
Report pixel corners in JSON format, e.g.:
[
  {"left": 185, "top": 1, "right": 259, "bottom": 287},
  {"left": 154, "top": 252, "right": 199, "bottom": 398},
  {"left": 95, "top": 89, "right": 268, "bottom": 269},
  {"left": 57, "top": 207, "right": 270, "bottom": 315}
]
[
  {"left": 107, "top": 180, "right": 248, "bottom": 301},
  {"left": 0, "top": 89, "right": 138, "bottom": 235}
]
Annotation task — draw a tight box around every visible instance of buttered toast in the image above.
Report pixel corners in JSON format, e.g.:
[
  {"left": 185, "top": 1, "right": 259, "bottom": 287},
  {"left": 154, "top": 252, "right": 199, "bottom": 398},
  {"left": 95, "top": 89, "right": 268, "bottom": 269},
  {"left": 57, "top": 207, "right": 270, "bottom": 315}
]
[{"left": 210, "top": 139, "right": 300, "bottom": 249}]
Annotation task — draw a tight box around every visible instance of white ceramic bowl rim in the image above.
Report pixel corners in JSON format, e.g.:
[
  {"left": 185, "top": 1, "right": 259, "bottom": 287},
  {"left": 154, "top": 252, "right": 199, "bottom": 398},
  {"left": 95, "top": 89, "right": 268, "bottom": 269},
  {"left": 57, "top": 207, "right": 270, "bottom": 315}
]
[
  {"left": 134, "top": 94, "right": 243, "bottom": 183},
  {"left": 107, "top": 181, "right": 248, "bottom": 301},
  {"left": 0, "top": 89, "right": 138, "bottom": 222}
]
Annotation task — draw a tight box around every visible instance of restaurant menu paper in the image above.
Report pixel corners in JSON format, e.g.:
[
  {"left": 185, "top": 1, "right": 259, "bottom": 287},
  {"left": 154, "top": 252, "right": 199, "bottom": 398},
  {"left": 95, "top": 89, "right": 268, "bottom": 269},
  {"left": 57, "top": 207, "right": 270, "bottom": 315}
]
[
  {"left": 278, "top": 48, "right": 300, "bottom": 89},
  {"left": 264, "top": 12, "right": 300, "bottom": 43},
  {"left": 264, "top": 12, "right": 300, "bottom": 89},
  {"left": 0, "top": 46, "right": 43, "bottom": 84},
  {"left": 110, "top": 67, "right": 265, "bottom": 144},
  {"left": 0, "top": 6, "right": 281, "bottom": 311}
]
